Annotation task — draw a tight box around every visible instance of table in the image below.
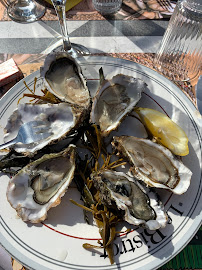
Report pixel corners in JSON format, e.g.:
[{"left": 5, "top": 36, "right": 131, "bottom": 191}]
[{"left": 0, "top": 0, "right": 201, "bottom": 269}]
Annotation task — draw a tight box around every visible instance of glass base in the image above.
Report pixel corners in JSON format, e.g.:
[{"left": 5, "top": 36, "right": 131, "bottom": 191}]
[
  {"left": 92, "top": 0, "right": 122, "bottom": 15},
  {"left": 7, "top": 0, "right": 46, "bottom": 23},
  {"left": 52, "top": 43, "right": 90, "bottom": 58},
  {"left": 154, "top": 55, "right": 200, "bottom": 82},
  {"left": 155, "top": 63, "right": 200, "bottom": 82}
]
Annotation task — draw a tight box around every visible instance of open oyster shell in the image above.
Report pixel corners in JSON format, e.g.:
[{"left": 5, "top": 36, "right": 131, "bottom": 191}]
[
  {"left": 40, "top": 52, "right": 90, "bottom": 109},
  {"left": 90, "top": 71, "right": 147, "bottom": 136},
  {"left": 91, "top": 170, "right": 167, "bottom": 230},
  {"left": 112, "top": 136, "right": 192, "bottom": 194},
  {"left": 4, "top": 103, "right": 83, "bottom": 156},
  {"left": 7, "top": 145, "right": 76, "bottom": 223}
]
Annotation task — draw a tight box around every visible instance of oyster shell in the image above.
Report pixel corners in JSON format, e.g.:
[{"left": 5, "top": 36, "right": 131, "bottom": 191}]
[
  {"left": 40, "top": 52, "right": 90, "bottom": 109},
  {"left": 4, "top": 103, "right": 83, "bottom": 156},
  {"left": 112, "top": 136, "right": 192, "bottom": 194},
  {"left": 90, "top": 70, "right": 147, "bottom": 136},
  {"left": 91, "top": 170, "right": 167, "bottom": 230},
  {"left": 7, "top": 145, "right": 76, "bottom": 223}
]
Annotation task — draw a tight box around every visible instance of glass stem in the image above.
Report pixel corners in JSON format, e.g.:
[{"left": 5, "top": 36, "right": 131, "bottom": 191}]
[{"left": 53, "top": 2, "right": 72, "bottom": 53}]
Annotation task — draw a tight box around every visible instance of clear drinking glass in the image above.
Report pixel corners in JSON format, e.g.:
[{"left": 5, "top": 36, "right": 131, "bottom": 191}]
[
  {"left": 7, "top": 0, "right": 46, "bottom": 23},
  {"left": 92, "top": 0, "right": 122, "bottom": 15},
  {"left": 51, "top": 0, "right": 90, "bottom": 58},
  {"left": 155, "top": 0, "right": 202, "bottom": 82}
]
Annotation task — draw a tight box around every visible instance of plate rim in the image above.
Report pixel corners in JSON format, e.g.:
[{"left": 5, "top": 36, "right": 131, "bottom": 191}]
[{"left": 0, "top": 55, "right": 201, "bottom": 270}]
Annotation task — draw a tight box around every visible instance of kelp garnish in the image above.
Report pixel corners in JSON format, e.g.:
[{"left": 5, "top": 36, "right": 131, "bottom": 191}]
[
  {"left": 70, "top": 197, "right": 121, "bottom": 265},
  {"left": 18, "top": 77, "right": 60, "bottom": 104},
  {"left": 72, "top": 125, "right": 127, "bottom": 264}
]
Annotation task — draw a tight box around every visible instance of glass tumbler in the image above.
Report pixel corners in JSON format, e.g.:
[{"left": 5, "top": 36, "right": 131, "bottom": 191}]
[
  {"left": 92, "top": 0, "right": 122, "bottom": 15},
  {"left": 155, "top": 0, "right": 202, "bottom": 82},
  {"left": 7, "top": 0, "right": 46, "bottom": 22}
]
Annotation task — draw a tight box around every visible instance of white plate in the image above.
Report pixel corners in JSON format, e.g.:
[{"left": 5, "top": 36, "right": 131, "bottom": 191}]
[{"left": 0, "top": 56, "right": 201, "bottom": 270}]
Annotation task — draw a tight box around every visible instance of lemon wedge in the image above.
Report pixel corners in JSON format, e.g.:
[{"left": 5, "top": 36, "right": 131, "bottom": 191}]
[{"left": 135, "top": 107, "right": 189, "bottom": 156}]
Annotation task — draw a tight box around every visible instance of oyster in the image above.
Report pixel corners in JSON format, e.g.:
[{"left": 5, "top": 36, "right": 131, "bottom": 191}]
[
  {"left": 112, "top": 136, "right": 192, "bottom": 194},
  {"left": 7, "top": 145, "right": 76, "bottom": 223},
  {"left": 40, "top": 52, "right": 90, "bottom": 109},
  {"left": 90, "top": 69, "right": 147, "bottom": 136},
  {"left": 91, "top": 170, "right": 167, "bottom": 230},
  {"left": 4, "top": 103, "right": 83, "bottom": 156}
]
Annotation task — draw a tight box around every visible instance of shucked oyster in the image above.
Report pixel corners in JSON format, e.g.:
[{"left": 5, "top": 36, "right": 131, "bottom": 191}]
[
  {"left": 4, "top": 103, "right": 83, "bottom": 156},
  {"left": 90, "top": 69, "right": 147, "bottom": 136},
  {"left": 7, "top": 145, "right": 76, "bottom": 223},
  {"left": 91, "top": 170, "right": 167, "bottom": 230},
  {"left": 112, "top": 136, "right": 192, "bottom": 194},
  {"left": 40, "top": 52, "right": 90, "bottom": 109}
]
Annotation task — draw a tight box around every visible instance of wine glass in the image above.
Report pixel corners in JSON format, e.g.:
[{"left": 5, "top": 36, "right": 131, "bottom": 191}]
[
  {"left": 51, "top": 0, "right": 90, "bottom": 58},
  {"left": 7, "top": 0, "right": 46, "bottom": 23}
]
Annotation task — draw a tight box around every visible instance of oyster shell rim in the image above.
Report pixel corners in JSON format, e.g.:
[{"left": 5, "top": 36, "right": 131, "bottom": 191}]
[
  {"left": 6, "top": 144, "right": 76, "bottom": 223},
  {"left": 40, "top": 51, "right": 91, "bottom": 109},
  {"left": 90, "top": 73, "right": 146, "bottom": 137},
  {"left": 91, "top": 169, "right": 168, "bottom": 230},
  {"left": 3, "top": 102, "right": 85, "bottom": 157},
  {"left": 112, "top": 135, "right": 193, "bottom": 195}
]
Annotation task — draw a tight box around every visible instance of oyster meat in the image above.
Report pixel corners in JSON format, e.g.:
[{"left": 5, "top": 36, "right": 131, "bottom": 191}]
[
  {"left": 91, "top": 170, "right": 167, "bottom": 230},
  {"left": 7, "top": 145, "right": 76, "bottom": 223},
  {"left": 40, "top": 52, "right": 90, "bottom": 109},
  {"left": 90, "top": 70, "right": 147, "bottom": 136},
  {"left": 4, "top": 103, "right": 83, "bottom": 156},
  {"left": 112, "top": 136, "right": 192, "bottom": 194}
]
